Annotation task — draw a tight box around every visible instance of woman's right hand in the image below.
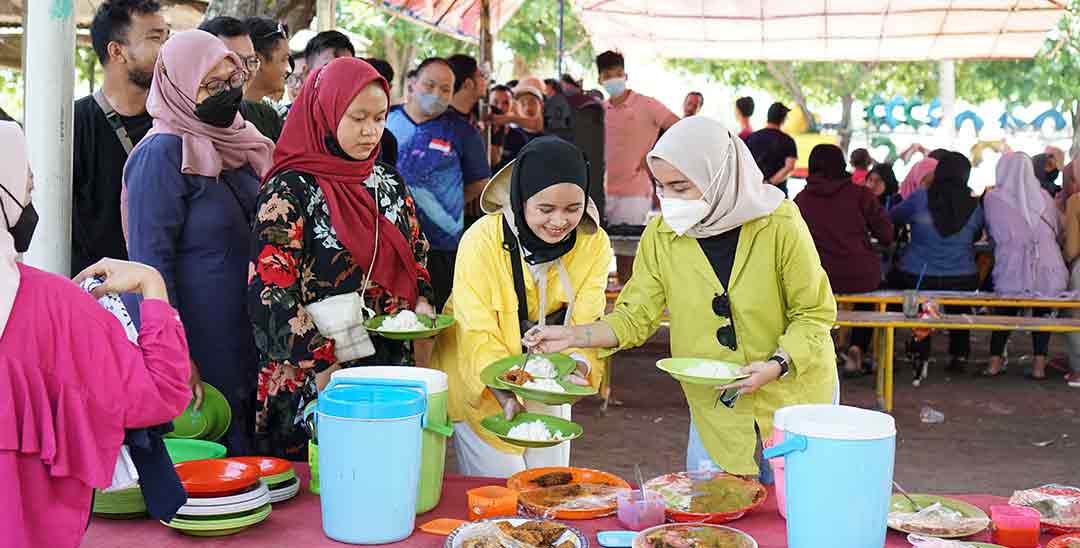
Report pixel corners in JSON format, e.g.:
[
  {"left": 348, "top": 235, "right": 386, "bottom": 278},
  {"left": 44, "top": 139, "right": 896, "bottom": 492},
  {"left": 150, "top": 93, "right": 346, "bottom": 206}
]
[
  {"left": 74, "top": 258, "right": 169, "bottom": 301},
  {"left": 521, "top": 325, "right": 576, "bottom": 354},
  {"left": 491, "top": 388, "right": 524, "bottom": 421}
]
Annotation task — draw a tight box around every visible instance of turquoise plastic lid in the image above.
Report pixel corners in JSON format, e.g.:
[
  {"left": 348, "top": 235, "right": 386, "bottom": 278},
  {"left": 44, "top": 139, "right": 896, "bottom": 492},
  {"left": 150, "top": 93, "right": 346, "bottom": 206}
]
[{"left": 319, "top": 383, "right": 426, "bottom": 420}]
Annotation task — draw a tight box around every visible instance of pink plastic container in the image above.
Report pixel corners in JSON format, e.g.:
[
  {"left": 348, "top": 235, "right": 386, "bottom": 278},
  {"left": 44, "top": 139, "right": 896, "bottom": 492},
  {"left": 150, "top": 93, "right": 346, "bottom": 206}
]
[
  {"left": 990, "top": 505, "right": 1041, "bottom": 548},
  {"left": 617, "top": 489, "right": 666, "bottom": 531},
  {"left": 766, "top": 406, "right": 802, "bottom": 519}
]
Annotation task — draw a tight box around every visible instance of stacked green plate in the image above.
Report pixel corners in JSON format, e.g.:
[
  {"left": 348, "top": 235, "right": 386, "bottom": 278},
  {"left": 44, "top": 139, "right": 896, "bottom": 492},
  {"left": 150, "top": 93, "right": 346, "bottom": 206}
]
[
  {"left": 93, "top": 487, "right": 147, "bottom": 519},
  {"left": 162, "top": 502, "right": 272, "bottom": 537},
  {"left": 480, "top": 354, "right": 598, "bottom": 405},
  {"left": 165, "top": 439, "right": 227, "bottom": 463},
  {"left": 481, "top": 412, "right": 583, "bottom": 448},
  {"left": 166, "top": 383, "right": 232, "bottom": 441},
  {"left": 365, "top": 314, "right": 455, "bottom": 340}
]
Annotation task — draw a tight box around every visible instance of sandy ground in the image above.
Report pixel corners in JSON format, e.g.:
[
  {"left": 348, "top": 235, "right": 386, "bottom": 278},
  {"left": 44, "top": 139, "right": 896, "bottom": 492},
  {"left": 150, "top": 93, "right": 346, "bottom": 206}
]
[{"left": 447, "top": 328, "right": 1080, "bottom": 495}]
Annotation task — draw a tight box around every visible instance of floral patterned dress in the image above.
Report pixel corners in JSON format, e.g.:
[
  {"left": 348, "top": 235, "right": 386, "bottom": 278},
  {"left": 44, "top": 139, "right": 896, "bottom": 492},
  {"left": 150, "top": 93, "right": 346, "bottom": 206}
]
[{"left": 247, "top": 163, "right": 432, "bottom": 460}]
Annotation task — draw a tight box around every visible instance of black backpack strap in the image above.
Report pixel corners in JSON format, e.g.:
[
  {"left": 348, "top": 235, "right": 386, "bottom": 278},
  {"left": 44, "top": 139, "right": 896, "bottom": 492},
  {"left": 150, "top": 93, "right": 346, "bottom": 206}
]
[
  {"left": 93, "top": 89, "right": 136, "bottom": 154},
  {"left": 502, "top": 218, "right": 531, "bottom": 329}
]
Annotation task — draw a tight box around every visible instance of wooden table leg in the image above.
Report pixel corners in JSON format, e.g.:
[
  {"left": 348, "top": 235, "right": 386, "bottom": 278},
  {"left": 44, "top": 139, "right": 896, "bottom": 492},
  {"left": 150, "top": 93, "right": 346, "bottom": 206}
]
[{"left": 884, "top": 327, "right": 895, "bottom": 413}]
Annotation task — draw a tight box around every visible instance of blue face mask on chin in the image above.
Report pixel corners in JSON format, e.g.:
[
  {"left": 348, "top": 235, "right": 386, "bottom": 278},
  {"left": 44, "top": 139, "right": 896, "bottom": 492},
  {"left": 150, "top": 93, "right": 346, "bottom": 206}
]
[{"left": 601, "top": 77, "right": 627, "bottom": 98}]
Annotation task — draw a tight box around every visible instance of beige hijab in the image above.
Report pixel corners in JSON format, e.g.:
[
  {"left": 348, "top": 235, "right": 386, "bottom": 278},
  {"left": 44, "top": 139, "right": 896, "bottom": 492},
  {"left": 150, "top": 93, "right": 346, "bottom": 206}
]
[{"left": 647, "top": 116, "right": 784, "bottom": 238}]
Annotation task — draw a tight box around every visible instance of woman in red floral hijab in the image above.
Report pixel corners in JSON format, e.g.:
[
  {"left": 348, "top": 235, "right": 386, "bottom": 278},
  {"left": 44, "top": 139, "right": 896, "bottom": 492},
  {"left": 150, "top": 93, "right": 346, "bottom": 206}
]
[{"left": 247, "top": 58, "right": 434, "bottom": 460}]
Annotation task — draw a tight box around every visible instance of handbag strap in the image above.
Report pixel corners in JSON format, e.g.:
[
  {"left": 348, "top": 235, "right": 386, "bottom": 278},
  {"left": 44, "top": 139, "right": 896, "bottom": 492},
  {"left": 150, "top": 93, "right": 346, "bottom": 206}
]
[
  {"left": 93, "top": 89, "right": 136, "bottom": 154},
  {"left": 502, "top": 218, "right": 530, "bottom": 328}
]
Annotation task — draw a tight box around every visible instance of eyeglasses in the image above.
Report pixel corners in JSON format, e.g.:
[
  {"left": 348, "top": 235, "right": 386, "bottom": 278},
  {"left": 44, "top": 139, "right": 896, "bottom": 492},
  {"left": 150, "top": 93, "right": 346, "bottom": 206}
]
[
  {"left": 201, "top": 71, "right": 248, "bottom": 97},
  {"left": 240, "top": 54, "right": 261, "bottom": 74},
  {"left": 713, "top": 293, "right": 737, "bottom": 351},
  {"left": 259, "top": 22, "right": 289, "bottom": 40}
]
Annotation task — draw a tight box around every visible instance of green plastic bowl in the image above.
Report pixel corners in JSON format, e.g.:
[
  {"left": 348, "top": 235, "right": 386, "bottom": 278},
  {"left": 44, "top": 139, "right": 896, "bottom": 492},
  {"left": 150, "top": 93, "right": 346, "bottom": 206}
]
[
  {"left": 656, "top": 358, "right": 749, "bottom": 386},
  {"left": 480, "top": 353, "right": 596, "bottom": 405},
  {"left": 480, "top": 412, "right": 583, "bottom": 448},
  {"left": 166, "top": 383, "right": 232, "bottom": 441},
  {"left": 165, "top": 439, "right": 227, "bottom": 463},
  {"left": 365, "top": 314, "right": 455, "bottom": 341}
]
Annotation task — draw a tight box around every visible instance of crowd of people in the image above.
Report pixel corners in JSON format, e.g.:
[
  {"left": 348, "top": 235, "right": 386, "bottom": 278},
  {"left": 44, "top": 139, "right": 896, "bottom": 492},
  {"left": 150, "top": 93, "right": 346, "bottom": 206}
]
[{"left": 4, "top": 1, "right": 1080, "bottom": 546}]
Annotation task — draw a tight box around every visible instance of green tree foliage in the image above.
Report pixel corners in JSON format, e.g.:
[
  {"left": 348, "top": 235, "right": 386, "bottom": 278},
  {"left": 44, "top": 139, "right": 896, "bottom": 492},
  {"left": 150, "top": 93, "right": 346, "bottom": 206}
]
[{"left": 497, "top": 0, "right": 594, "bottom": 77}]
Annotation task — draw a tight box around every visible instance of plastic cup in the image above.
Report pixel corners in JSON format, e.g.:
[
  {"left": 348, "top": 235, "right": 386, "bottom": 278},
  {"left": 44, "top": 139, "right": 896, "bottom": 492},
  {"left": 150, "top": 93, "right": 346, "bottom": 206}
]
[
  {"left": 467, "top": 486, "right": 518, "bottom": 521},
  {"left": 989, "top": 505, "right": 1041, "bottom": 548},
  {"left": 903, "top": 290, "right": 919, "bottom": 318},
  {"left": 617, "top": 489, "right": 666, "bottom": 531}
]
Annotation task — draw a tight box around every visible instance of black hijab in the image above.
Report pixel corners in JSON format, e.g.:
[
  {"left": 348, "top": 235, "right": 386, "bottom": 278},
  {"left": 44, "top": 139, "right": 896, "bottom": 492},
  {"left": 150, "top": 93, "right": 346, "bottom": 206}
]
[
  {"left": 1032, "top": 153, "right": 1061, "bottom": 196},
  {"left": 808, "top": 144, "right": 849, "bottom": 180},
  {"left": 928, "top": 148, "right": 951, "bottom": 161},
  {"left": 870, "top": 163, "right": 900, "bottom": 205},
  {"left": 508, "top": 136, "right": 590, "bottom": 265},
  {"left": 927, "top": 151, "right": 978, "bottom": 237}
]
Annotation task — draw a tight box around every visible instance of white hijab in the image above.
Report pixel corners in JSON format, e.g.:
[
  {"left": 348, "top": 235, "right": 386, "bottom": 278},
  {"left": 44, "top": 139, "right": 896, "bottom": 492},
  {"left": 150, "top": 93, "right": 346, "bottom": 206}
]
[
  {"left": 647, "top": 116, "right": 784, "bottom": 238},
  {"left": 0, "top": 122, "right": 28, "bottom": 338},
  {"left": 995, "top": 152, "right": 1048, "bottom": 230}
]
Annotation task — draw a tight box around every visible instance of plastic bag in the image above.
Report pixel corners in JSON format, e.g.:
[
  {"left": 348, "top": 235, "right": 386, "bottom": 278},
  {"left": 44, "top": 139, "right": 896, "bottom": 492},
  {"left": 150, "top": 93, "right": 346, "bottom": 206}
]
[
  {"left": 906, "top": 534, "right": 980, "bottom": 547},
  {"left": 1008, "top": 484, "right": 1080, "bottom": 533},
  {"left": 888, "top": 503, "right": 990, "bottom": 537}
]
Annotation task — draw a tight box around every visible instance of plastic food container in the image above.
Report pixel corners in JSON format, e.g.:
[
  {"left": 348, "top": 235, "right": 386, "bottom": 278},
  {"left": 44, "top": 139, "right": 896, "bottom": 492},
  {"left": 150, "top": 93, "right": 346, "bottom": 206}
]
[
  {"left": 991, "top": 505, "right": 1042, "bottom": 548},
  {"left": 617, "top": 489, "right": 666, "bottom": 531},
  {"left": 467, "top": 486, "right": 518, "bottom": 521}
]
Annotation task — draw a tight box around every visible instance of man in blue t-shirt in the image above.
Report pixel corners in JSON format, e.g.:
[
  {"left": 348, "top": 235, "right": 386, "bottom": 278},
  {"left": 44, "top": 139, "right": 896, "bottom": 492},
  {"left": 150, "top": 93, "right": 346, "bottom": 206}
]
[{"left": 386, "top": 56, "right": 490, "bottom": 309}]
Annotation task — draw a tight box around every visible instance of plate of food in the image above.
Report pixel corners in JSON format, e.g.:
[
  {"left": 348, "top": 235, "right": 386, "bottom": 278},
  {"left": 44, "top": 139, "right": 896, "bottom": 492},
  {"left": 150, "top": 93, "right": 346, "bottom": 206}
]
[
  {"left": 445, "top": 518, "right": 589, "bottom": 548},
  {"left": 656, "top": 358, "right": 749, "bottom": 386},
  {"left": 632, "top": 523, "right": 757, "bottom": 548},
  {"left": 481, "top": 413, "right": 583, "bottom": 449},
  {"left": 1009, "top": 484, "right": 1080, "bottom": 534},
  {"left": 887, "top": 495, "right": 990, "bottom": 538},
  {"left": 1048, "top": 533, "right": 1080, "bottom": 548},
  {"left": 481, "top": 354, "right": 597, "bottom": 405},
  {"left": 644, "top": 471, "right": 767, "bottom": 524},
  {"left": 508, "top": 466, "right": 632, "bottom": 520},
  {"left": 365, "top": 311, "right": 455, "bottom": 340}
]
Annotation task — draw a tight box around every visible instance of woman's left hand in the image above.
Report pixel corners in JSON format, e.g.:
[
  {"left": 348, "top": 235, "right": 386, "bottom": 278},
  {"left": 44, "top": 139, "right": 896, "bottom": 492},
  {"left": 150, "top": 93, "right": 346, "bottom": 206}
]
[
  {"left": 566, "top": 361, "right": 591, "bottom": 386},
  {"left": 716, "top": 361, "right": 783, "bottom": 396},
  {"left": 415, "top": 298, "right": 436, "bottom": 321}
]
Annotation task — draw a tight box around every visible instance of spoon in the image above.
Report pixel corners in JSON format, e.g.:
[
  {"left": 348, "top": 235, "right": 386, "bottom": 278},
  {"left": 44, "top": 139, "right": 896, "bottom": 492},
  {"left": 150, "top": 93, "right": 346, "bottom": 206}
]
[
  {"left": 893, "top": 480, "right": 923, "bottom": 511},
  {"left": 635, "top": 463, "right": 647, "bottom": 500}
]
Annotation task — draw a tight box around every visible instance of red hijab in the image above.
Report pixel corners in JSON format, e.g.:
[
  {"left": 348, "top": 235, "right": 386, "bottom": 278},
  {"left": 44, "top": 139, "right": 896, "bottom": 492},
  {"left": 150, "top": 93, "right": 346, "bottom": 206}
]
[{"left": 267, "top": 58, "right": 418, "bottom": 305}]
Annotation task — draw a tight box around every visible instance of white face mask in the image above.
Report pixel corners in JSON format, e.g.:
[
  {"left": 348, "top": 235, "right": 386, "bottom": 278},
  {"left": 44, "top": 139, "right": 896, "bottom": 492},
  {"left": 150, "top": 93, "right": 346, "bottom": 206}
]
[
  {"left": 659, "top": 197, "right": 710, "bottom": 236},
  {"left": 601, "top": 77, "right": 627, "bottom": 98}
]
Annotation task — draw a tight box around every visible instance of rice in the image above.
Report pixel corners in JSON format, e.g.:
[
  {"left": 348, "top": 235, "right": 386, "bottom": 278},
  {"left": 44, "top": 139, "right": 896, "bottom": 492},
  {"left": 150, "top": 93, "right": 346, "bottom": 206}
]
[
  {"left": 523, "top": 356, "right": 558, "bottom": 379},
  {"left": 507, "top": 420, "right": 568, "bottom": 441},
  {"left": 523, "top": 378, "right": 567, "bottom": 393},
  {"left": 381, "top": 310, "right": 427, "bottom": 331},
  {"left": 683, "top": 361, "right": 737, "bottom": 378}
]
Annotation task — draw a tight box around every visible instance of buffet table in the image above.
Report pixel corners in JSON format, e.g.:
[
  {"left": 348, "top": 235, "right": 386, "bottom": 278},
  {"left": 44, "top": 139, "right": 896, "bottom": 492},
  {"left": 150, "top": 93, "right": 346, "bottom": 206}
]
[{"left": 82, "top": 465, "right": 1057, "bottom": 547}]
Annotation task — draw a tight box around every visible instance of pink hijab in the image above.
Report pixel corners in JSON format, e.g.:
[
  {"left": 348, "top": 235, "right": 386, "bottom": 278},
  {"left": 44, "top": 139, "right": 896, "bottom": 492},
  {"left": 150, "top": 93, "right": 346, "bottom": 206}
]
[
  {"left": 120, "top": 30, "right": 274, "bottom": 238},
  {"left": 899, "top": 157, "right": 939, "bottom": 198},
  {"left": 0, "top": 122, "right": 27, "bottom": 338}
]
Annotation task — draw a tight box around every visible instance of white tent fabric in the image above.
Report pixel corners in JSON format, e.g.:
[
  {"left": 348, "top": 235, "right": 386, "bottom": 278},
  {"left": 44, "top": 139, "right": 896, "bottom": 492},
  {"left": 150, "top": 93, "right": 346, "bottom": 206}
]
[{"left": 577, "top": 0, "right": 1066, "bottom": 61}]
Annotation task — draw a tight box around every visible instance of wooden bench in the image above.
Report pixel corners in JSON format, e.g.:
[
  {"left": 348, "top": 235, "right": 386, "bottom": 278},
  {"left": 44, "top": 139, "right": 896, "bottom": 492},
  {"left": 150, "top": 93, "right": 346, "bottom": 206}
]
[{"left": 836, "top": 310, "right": 1080, "bottom": 413}]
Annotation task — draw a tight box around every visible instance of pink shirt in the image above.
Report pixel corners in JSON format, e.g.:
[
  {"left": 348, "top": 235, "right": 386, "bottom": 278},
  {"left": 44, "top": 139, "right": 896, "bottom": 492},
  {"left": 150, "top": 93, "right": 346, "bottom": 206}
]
[
  {"left": 0, "top": 265, "right": 191, "bottom": 548},
  {"left": 604, "top": 91, "right": 680, "bottom": 198}
]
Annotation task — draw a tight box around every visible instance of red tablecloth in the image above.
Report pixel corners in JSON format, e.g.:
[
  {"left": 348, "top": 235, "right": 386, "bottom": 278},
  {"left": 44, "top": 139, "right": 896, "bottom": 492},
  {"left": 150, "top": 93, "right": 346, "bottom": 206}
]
[{"left": 82, "top": 465, "right": 1058, "bottom": 547}]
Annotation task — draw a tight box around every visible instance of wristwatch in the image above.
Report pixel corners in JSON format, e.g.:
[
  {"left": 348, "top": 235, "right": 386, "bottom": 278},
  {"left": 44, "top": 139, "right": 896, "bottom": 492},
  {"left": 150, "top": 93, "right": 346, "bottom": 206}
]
[{"left": 767, "top": 354, "right": 790, "bottom": 378}]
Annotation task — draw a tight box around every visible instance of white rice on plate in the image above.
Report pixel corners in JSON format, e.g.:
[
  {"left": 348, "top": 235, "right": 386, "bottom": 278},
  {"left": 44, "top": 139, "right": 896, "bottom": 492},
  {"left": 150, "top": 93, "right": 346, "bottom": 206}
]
[
  {"left": 523, "top": 356, "right": 558, "bottom": 379},
  {"left": 683, "top": 361, "right": 738, "bottom": 378},
  {"left": 507, "top": 420, "right": 568, "bottom": 441},
  {"left": 522, "top": 378, "right": 566, "bottom": 393},
  {"left": 380, "top": 310, "right": 427, "bottom": 331}
]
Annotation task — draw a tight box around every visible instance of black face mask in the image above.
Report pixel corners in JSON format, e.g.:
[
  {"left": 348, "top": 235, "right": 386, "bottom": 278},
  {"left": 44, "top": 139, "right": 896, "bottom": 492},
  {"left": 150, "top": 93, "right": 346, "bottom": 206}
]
[
  {"left": 1, "top": 184, "right": 38, "bottom": 253},
  {"left": 194, "top": 85, "right": 243, "bottom": 128}
]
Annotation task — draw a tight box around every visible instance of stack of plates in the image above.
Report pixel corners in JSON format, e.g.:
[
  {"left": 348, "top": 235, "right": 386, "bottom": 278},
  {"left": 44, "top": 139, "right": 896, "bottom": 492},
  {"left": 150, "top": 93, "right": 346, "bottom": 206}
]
[
  {"left": 231, "top": 456, "right": 300, "bottom": 504},
  {"left": 167, "top": 459, "right": 272, "bottom": 536},
  {"left": 165, "top": 383, "right": 232, "bottom": 442},
  {"left": 93, "top": 486, "right": 147, "bottom": 519}
]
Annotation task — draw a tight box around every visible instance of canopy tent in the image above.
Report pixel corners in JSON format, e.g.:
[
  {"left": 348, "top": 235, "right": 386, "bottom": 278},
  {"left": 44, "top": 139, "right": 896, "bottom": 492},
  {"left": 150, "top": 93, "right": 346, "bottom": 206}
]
[
  {"left": 373, "top": 0, "right": 526, "bottom": 41},
  {"left": 578, "top": 0, "right": 1067, "bottom": 61}
]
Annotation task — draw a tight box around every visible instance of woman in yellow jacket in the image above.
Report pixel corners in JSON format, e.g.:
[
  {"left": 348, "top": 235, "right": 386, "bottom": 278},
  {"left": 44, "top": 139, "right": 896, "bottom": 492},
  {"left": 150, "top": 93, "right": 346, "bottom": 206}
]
[
  {"left": 525, "top": 117, "right": 838, "bottom": 479},
  {"left": 431, "top": 137, "right": 612, "bottom": 477}
]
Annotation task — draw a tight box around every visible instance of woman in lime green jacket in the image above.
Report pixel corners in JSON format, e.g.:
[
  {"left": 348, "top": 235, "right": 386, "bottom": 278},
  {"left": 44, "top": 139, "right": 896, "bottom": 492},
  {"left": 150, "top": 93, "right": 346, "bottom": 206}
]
[{"left": 524, "top": 116, "right": 838, "bottom": 478}]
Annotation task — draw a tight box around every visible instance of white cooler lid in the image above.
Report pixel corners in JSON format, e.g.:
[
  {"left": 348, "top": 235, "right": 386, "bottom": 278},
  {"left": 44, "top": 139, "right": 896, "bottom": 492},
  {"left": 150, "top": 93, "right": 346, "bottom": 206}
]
[
  {"left": 331, "top": 366, "right": 448, "bottom": 394},
  {"left": 773, "top": 404, "right": 819, "bottom": 430},
  {"left": 783, "top": 404, "right": 896, "bottom": 441}
]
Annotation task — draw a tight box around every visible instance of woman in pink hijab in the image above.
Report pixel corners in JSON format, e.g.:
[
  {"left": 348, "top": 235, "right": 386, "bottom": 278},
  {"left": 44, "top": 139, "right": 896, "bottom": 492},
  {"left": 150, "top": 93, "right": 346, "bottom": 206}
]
[
  {"left": 0, "top": 122, "right": 191, "bottom": 547},
  {"left": 123, "top": 30, "right": 274, "bottom": 455},
  {"left": 898, "top": 157, "right": 939, "bottom": 199}
]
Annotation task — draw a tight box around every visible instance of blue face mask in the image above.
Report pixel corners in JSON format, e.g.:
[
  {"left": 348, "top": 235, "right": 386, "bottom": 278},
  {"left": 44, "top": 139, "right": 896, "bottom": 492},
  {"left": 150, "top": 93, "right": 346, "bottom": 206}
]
[
  {"left": 417, "top": 92, "right": 450, "bottom": 117},
  {"left": 601, "top": 77, "right": 627, "bottom": 98}
]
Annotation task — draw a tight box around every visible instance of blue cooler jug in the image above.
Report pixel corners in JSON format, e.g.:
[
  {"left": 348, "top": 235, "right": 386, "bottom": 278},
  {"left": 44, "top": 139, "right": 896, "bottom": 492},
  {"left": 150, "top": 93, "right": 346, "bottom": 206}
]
[
  {"left": 317, "top": 377, "right": 427, "bottom": 544},
  {"left": 762, "top": 404, "right": 896, "bottom": 548}
]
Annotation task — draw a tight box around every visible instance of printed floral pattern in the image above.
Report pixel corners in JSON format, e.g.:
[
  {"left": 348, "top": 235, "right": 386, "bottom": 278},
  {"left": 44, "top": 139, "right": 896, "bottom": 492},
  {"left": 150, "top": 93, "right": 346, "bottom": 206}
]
[{"left": 247, "top": 163, "right": 433, "bottom": 460}]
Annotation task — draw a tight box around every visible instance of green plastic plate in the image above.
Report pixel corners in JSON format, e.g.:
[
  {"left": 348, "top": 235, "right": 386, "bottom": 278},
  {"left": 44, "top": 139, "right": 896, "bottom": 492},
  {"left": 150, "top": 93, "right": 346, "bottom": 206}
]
[
  {"left": 365, "top": 314, "right": 455, "bottom": 341},
  {"left": 480, "top": 412, "right": 583, "bottom": 448},
  {"left": 887, "top": 494, "right": 990, "bottom": 538},
  {"left": 480, "top": 354, "right": 595, "bottom": 405},
  {"left": 656, "top": 358, "right": 749, "bottom": 386}
]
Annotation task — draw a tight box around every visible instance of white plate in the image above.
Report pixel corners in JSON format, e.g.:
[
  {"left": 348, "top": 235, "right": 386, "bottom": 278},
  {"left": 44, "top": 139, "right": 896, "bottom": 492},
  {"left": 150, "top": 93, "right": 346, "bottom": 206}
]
[
  {"left": 445, "top": 518, "right": 589, "bottom": 548},
  {"left": 181, "top": 481, "right": 270, "bottom": 508},
  {"left": 268, "top": 481, "right": 300, "bottom": 503},
  {"left": 178, "top": 487, "right": 271, "bottom": 517}
]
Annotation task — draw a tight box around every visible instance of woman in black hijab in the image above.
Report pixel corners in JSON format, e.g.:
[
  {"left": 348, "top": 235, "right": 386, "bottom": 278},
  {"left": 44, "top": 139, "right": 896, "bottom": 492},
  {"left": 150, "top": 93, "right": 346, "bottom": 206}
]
[
  {"left": 928, "top": 152, "right": 980, "bottom": 237},
  {"left": 869, "top": 163, "right": 902, "bottom": 211},
  {"left": 1032, "top": 153, "right": 1061, "bottom": 196},
  {"left": 430, "top": 137, "right": 613, "bottom": 477}
]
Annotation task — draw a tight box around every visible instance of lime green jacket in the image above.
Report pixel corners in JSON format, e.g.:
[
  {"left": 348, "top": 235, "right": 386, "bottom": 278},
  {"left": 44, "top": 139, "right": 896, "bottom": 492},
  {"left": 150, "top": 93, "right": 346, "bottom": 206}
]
[{"left": 604, "top": 201, "right": 838, "bottom": 474}]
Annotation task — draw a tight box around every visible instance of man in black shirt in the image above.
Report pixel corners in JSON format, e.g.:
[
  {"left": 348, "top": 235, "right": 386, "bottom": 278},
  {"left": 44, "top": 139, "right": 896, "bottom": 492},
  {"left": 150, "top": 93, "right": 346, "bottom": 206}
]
[
  {"left": 745, "top": 102, "right": 799, "bottom": 197},
  {"left": 199, "top": 16, "right": 284, "bottom": 141},
  {"left": 72, "top": 0, "right": 167, "bottom": 275}
]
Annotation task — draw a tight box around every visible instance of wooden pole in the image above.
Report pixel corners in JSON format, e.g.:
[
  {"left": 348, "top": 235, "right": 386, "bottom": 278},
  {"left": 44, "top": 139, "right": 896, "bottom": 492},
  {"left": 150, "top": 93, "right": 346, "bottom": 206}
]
[
  {"left": 478, "top": 0, "right": 493, "bottom": 144},
  {"left": 557, "top": 0, "right": 565, "bottom": 77},
  {"left": 316, "top": 0, "right": 335, "bottom": 31}
]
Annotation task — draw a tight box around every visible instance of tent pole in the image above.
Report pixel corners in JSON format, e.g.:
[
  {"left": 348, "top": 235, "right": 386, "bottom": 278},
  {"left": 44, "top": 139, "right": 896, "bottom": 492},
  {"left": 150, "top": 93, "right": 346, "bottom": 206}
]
[
  {"left": 316, "top": 0, "right": 335, "bottom": 31},
  {"left": 557, "top": 0, "right": 565, "bottom": 76},
  {"left": 938, "top": 59, "right": 956, "bottom": 144},
  {"left": 22, "top": 0, "right": 75, "bottom": 275}
]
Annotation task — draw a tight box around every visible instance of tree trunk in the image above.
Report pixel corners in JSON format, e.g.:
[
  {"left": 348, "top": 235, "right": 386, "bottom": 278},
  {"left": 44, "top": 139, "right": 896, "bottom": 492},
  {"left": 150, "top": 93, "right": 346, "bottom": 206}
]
[
  {"left": 1072, "top": 100, "right": 1080, "bottom": 158},
  {"left": 839, "top": 93, "right": 854, "bottom": 154},
  {"left": 205, "top": 0, "right": 316, "bottom": 33},
  {"left": 765, "top": 61, "right": 817, "bottom": 131},
  {"left": 512, "top": 54, "right": 530, "bottom": 79}
]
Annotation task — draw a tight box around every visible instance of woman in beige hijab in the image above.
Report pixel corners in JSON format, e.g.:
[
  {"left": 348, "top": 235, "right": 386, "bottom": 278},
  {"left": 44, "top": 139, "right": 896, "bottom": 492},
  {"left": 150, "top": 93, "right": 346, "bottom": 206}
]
[{"left": 525, "top": 116, "right": 838, "bottom": 479}]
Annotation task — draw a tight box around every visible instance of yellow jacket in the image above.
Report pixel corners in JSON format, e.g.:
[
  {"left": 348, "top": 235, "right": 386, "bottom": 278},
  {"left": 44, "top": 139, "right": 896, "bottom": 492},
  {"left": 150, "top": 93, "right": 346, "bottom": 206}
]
[
  {"left": 604, "top": 201, "right": 838, "bottom": 474},
  {"left": 431, "top": 213, "right": 613, "bottom": 454}
]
